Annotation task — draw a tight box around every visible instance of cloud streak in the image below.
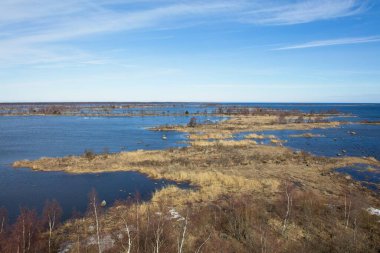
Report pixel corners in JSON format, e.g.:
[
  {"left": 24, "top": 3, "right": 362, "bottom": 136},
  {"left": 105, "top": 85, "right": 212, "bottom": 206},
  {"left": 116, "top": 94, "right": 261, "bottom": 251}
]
[
  {"left": 0, "top": 0, "right": 369, "bottom": 43},
  {"left": 0, "top": 0, "right": 372, "bottom": 66},
  {"left": 274, "top": 36, "right": 380, "bottom": 50},
  {"left": 240, "top": 0, "right": 367, "bottom": 25}
]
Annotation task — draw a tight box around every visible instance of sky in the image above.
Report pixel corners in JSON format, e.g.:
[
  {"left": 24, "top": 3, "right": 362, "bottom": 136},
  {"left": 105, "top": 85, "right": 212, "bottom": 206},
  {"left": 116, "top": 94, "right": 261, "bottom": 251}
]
[{"left": 0, "top": 0, "right": 380, "bottom": 103}]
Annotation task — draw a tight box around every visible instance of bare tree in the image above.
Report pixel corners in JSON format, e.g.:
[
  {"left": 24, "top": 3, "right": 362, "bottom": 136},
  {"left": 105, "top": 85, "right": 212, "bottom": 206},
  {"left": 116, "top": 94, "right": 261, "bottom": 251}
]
[
  {"left": 259, "top": 225, "right": 267, "bottom": 253},
  {"left": 88, "top": 189, "right": 102, "bottom": 253},
  {"left": 0, "top": 207, "right": 8, "bottom": 252},
  {"left": 282, "top": 182, "right": 293, "bottom": 235},
  {"left": 0, "top": 207, "right": 7, "bottom": 235},
  {"left": 294, "top": 115, "right": 304, "bottom": 124},
  {"left": 11, "top": 208, "right": 40, "bottom": 253},
  {"left": 344, "top": 194, "right": 352, "bottom": 229},
  {"left": 195, "top": 233, "right": 211, "bottom": 253},
  {"left": 43, "top": 199, "right": 62, "bottom": 253},
  {"left": 187, "top": 117, "right": 197, "bottom": 127},
  {"left": 178, "top": 213, "right": 188, "bottom": 253},
  {"left": 277, "top": 115, "right": 287, "bottom": 124},
  {"left": 121, "top": 215, "right": 132, "bottom": 253},
  {"left": 153, "top": 215, "right": 164, "bottom": 253}
]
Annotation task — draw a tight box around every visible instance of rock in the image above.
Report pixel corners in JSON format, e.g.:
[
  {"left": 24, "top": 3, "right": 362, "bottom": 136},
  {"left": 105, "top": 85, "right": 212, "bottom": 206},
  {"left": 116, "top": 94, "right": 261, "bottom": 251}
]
[
  {"left": 367, "top": 207, "right": 380, "bottom": 216},
  {"left": 100, "top": 200, "right": 107, "bottom": 207},
  {"left": 169, "top": 208, "right": 184, "bottom": 220},
  {"left": 345, "top": 175, "right": 352, "bottom": 180},
  {"left": 87, "top": 234, "right": 115, "bottom": 252},
  {"left": 220, "top": 233, "right": 228, "bottom": 239},
  {"left": 58, "top": 243, "right": 73, "bottom": 253}
]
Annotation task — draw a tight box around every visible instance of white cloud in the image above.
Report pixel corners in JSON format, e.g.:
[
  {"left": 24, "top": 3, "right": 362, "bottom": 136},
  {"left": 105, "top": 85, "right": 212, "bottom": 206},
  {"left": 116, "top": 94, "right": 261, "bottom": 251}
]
[
  {"left": 274, "top": 36, "right": 380, "bottom": 50},
  {"left": 0, "top": 0, "right": 371, "bottom": 66},
  {"left": 0, "top": 1, "right": 239, "bottom": 66},
  {"left": 0, "top": 0, "right": 369, "bottom": 44}
]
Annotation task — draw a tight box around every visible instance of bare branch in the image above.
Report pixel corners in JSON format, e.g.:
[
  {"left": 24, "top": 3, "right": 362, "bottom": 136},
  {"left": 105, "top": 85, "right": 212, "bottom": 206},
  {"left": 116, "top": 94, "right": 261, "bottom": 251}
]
[
  {"left": 195, "top": 233, "right": 211, "bottom": 253},
  {"left": 178, "top": 212, "right": 188, "bottom": 253}
]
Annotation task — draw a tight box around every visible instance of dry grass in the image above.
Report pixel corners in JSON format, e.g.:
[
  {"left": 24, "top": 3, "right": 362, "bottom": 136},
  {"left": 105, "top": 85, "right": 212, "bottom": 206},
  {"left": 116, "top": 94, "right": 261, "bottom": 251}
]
[
  {"left": 13, "top": 143, "right": 379, "bottom": 206},
  {"left": 244, "top": 133, "right": 276, "bottom": 139},
  {"left": 153, "top": 115, "right": 342, "bottom": 134},
  {"left": 289, "top": 133, "right": 326, "bottom": 138},
  {"left": 187, "top": 132, "right": 233, "bottom": 140},
  {"left": 50, "top": 187, "right": 380, "bottom": 253},
  {"left": 190, "top": 139, "right": 258, "bottom": 147},
  {"left": 11, "top": 112, "right": 380, "bottom": 252}
]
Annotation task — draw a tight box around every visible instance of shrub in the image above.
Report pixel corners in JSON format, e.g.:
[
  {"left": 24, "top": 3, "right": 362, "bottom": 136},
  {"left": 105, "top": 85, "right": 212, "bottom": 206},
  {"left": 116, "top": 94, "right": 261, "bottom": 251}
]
[
  {"left": 187, "top": 117, "right": 197, "bottom": 127},
  {"left": 83, "top": 149, "right": 96, "bottom": 160}
]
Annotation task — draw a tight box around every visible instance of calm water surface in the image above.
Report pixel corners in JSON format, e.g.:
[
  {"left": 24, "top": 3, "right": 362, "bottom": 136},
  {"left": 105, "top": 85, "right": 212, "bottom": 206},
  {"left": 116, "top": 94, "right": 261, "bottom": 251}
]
[
  {"left": 1, "top": 103, "right": 379, "bottom": 221},
  {"left": 0, "top": 115, "right": 216, "bottom": 221},
  {"left": 336, "top": 164, "right": 380, "bottom": 192},
  {"left": 256, "top": 124, "right": 380, "bottom": 160}
]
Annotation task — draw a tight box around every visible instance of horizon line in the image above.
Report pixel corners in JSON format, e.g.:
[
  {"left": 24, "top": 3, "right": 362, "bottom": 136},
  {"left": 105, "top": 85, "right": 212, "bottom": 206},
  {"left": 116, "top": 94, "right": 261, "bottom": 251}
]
[{"left": 0, "top": 101, "right": 379, "bottom": 104}]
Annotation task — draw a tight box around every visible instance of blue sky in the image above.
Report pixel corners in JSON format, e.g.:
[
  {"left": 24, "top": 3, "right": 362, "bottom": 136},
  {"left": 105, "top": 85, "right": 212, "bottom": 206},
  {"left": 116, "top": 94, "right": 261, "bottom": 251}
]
[{"left": 0, "top": 0, "right": 379, "bottom": 102}]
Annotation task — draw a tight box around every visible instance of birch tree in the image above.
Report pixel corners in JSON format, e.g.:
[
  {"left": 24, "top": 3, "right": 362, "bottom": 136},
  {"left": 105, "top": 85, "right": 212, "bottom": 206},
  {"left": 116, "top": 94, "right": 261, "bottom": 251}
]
[
  {"left": 88, "top": 189, "right": 102, "bottom": 253},
  {"left": 43, "top": 199, "right": 62, "bottom": 253}
]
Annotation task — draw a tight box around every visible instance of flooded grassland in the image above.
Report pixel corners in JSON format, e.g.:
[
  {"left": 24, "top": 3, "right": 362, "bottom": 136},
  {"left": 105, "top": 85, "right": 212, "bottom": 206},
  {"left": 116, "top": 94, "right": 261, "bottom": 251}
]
[{"left": 12, "top": 112, "right": 380, "bottom": 252}]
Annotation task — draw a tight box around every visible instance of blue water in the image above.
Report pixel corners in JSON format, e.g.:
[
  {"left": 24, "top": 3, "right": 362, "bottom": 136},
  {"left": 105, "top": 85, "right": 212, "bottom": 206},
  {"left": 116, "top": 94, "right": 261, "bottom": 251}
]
[
  {"left": 0, "top": 115, "right": 218, "bottom": 161},
  {"left": 5, "top": 103, "right": 379, "bottom": 122},
  {"left": 0, "top": 115, "right": 217, "bottom": 221},
  {"left": 130, "top": 103, "right": 380, "bottom": 121},
  {"left": 336, "top": 164, "right": 380, "bottom": 192},
  {"left": 0, "top": 103, "right": 379, "bottom": 221},
  {"left": 0, "top": 169, "right": 189, "bottom": 221},
  {"left": 255, "top": 124, "right": 380, "bottom": 160}
]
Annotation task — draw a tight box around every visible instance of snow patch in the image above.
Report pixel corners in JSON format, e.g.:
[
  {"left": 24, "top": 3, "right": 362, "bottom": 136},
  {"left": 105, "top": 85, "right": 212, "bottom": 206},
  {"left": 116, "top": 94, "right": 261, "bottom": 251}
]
[{"left": 367, "top": 207, "right": 380, "bottom": 216}]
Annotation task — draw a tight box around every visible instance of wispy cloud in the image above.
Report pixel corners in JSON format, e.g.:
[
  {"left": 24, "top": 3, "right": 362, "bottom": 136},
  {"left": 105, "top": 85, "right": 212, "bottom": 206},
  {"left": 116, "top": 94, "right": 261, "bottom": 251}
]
[
  {"left": 0, "top": 1, "right": 239, "bottom": 66},
  {"left": 240, "top": 0, "right": 368, "bottom": 25},
  {"left": 274, "top": 36, "right": 380, "bottom": 50},
  {"left": 0, "top": 0, "right": 372, "bottom": 66},
  {"left": 0, "top": 0, "right": 369, "bottom": 45}
]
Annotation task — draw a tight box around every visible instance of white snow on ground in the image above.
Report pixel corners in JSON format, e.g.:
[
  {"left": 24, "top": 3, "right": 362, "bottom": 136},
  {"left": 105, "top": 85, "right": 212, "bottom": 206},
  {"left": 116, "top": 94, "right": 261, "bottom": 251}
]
[
  {"left": 367, "top": 207, "right": 380, "bottom": 216},
  {"left": 169, "top": 208, "right": 185, "bottom": 221}
]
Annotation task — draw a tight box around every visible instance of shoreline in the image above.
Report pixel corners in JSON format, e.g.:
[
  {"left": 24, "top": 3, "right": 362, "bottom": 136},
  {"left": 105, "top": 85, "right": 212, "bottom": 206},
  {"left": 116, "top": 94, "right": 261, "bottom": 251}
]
[
  {"left": 13, "top": 113, "right": 380, "bottom": 195},
  {"left": 10, "top": 112, "right": 380, "bottom": 252}
]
